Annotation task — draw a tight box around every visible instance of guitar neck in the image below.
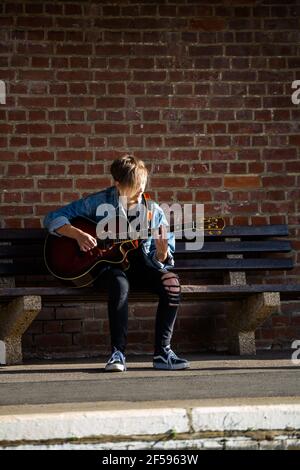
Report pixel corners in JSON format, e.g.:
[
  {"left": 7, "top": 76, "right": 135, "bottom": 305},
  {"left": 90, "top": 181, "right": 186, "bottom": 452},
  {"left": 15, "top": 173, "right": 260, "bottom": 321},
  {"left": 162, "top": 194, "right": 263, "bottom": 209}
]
[{"left": 106, "top": 218, "right": 224, "bottom": 243}]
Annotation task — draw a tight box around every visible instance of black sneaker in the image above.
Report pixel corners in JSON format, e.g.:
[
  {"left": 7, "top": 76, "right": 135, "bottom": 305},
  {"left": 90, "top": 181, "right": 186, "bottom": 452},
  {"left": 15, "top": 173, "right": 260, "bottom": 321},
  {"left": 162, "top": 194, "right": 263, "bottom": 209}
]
[
  {"left": 105, "top": 348, "right": 126, "bottom": 372},
  {"left": 153, "top": 347, "right": 190, "bottom": 370}
]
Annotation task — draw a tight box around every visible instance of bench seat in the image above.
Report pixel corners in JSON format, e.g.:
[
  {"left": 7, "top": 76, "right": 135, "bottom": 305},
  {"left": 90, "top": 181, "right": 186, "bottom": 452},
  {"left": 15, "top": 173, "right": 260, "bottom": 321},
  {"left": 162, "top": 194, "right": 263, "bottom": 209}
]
[{"left": 1, "top": 283, "right": 300, "bottom": 303}]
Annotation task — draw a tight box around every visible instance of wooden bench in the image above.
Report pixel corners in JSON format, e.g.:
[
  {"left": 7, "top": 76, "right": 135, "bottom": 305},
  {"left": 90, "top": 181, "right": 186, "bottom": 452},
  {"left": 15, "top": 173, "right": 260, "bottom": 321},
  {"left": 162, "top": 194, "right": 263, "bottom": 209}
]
[{"left": 1, "top": 224, "right": 300, "bottom": 365}]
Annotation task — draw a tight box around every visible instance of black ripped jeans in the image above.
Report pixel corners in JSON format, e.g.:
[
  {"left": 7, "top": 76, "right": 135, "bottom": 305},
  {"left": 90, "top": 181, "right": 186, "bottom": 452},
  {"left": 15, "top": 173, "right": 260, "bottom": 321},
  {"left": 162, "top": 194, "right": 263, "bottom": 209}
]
[{"left": 93, "top": 247, "right": 181, "bottom": 355}]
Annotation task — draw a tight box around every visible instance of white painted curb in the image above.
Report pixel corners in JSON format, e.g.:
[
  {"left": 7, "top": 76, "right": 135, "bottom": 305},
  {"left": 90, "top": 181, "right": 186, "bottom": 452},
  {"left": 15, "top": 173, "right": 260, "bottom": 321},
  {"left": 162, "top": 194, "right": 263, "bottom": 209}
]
[
  {"left": 192, "top": 404, "right": 300, "bottom": 431},
  {"left": 0, "top": 404, "right": 299, "bottom": 443},
  {"left": 0, "top": 408, "right": 189, "bottom": 442}
]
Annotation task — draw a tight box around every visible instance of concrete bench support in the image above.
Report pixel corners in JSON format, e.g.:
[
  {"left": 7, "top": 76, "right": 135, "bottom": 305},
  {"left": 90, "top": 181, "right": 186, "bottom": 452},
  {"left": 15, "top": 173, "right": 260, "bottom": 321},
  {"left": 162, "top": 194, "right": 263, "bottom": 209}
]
[
  {"left": 0, "top": 295, "right": 41, "bottom": 365},
  {"left": 227, "top": 292, "right": 281, "bottom": 355}
]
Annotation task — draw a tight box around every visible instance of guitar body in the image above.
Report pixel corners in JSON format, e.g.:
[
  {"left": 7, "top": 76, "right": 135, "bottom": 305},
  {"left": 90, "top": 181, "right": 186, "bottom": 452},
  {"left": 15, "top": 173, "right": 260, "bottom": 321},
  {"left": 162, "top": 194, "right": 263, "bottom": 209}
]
[{"left": 44, "top": 216, "right": 141, "bottom": 288}]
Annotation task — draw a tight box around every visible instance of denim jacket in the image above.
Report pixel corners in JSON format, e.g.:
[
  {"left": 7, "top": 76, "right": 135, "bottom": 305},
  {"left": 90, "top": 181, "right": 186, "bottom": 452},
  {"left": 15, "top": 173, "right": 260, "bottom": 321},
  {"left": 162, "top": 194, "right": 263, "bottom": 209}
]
[{"left": 43, "top": 185, "right": 175, "bottom": 271}]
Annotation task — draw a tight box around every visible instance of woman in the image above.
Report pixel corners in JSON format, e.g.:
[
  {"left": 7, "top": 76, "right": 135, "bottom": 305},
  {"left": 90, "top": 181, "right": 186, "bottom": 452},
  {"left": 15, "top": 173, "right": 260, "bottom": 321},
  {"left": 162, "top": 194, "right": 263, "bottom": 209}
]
[{"left": 43, "top": 154, "right": 189, "bottom": 372}]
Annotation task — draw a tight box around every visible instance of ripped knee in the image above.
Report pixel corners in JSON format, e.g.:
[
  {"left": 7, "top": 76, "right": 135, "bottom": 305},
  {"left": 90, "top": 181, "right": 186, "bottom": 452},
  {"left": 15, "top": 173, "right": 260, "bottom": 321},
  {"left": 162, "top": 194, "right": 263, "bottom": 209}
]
[{"left": 161, "top": 272, "right": 181, "bottom": 307}]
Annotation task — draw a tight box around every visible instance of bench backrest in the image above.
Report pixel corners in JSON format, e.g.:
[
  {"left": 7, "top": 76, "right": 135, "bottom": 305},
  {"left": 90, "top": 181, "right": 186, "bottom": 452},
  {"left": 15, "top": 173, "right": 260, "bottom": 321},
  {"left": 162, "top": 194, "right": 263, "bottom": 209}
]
[{"left": 0, "top": 224, "right": 294, "bottom": 287}]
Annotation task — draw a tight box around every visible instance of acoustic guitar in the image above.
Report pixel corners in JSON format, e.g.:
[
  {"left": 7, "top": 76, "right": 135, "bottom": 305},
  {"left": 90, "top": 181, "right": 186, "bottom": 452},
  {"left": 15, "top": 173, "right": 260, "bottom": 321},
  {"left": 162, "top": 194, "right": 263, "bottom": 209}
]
[{"left": 44, "top": 215, "right": 225, "bottom": 288}]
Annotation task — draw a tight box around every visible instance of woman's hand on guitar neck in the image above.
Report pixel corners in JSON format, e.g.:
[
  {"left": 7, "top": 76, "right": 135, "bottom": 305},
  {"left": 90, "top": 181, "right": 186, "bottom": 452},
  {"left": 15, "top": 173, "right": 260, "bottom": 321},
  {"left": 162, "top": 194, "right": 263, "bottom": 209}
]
[
  {"left": 154, "top": 224, "right": 169, "bottom": 263},
  {"left": 55, "top": 224, "right": 97, "bottom": 252}
]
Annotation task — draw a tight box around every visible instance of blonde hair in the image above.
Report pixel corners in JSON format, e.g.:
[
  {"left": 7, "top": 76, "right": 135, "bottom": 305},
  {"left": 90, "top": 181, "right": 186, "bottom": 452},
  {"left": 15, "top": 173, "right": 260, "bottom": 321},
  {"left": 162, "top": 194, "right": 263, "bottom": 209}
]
[{"left": 110, "top": 154, "right": 148, "bottom": 192}]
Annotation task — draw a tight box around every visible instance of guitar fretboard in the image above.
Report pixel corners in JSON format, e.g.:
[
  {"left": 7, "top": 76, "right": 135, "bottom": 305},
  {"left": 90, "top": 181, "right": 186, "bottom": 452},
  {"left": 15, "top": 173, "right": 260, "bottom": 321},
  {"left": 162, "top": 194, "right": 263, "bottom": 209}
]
[{"left": 98, "top": 217, "right": 225, "bottom": 243}]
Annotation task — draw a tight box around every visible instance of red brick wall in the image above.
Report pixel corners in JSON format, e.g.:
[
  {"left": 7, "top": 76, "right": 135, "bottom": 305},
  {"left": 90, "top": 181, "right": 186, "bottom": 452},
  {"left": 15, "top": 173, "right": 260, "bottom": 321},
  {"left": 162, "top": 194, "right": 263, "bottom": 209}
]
[{"left": 0, "top": 0, "right": 299, "bottom": 357}]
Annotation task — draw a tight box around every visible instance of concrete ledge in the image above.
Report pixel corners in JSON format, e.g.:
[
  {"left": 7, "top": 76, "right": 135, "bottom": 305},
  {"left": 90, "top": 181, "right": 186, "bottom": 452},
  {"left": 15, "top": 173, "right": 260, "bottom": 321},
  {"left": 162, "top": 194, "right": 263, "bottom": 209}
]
[
  {"left": 0, "top": 408, "right": 189, "bottom": 443},
  {"left": 192, "top": 404, "right": 300, "bottom": 432},
  {"left": 0, "top": 404, "right": 300, "bottom": 445}
]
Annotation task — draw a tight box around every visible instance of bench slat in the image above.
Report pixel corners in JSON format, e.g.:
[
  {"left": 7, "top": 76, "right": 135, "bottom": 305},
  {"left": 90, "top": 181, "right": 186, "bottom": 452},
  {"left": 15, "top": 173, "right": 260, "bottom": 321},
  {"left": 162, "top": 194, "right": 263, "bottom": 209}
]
[
  {"left": 0, "top": 263, "right": 48, "bottom": 275},
  {"left": 0, "top": 257, "right": 294, "bottom": 275},
  {"left": 1, "top": 284, "right": 299, "bottom": 303},
  {"left": 0, "top": 245, "right": 44, "bottom": 258},
  {"left": 0, "top": 229, "right": 46, "bottom": 240},
  {"left": 174, "top": 258, "right": 294, "bottom": 271},
  {"left": 0, "top": 224, "right": 289, "bottom": 241},
  {"left": 175, "top": 240, "right": 292, "bottom": 254},
  {"left": 180, "top": 224, "right": 289, "bottom": 240},
  {"left": 0, "top": 240, "right": 292, "bottom": 259},
  {"left": 204, "top": 224, "right": 289, "bottom": 238}
]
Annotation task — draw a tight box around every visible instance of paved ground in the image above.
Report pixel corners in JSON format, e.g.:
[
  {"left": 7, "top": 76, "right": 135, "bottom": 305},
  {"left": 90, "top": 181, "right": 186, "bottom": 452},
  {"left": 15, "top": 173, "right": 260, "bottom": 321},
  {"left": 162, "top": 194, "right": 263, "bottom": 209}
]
[
  {"left": 1, "top": 351, "right": 299, "bottom": 448},
  {"left": 0, "top": 351, "right": 299, "bottom": 411}
]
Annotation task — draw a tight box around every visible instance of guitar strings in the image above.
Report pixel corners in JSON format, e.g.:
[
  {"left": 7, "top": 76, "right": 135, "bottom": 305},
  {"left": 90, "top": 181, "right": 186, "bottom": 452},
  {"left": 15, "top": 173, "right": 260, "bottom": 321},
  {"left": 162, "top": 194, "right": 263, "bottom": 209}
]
[{"left": 97, "top": 221, "right": 224, "bottom": 245}]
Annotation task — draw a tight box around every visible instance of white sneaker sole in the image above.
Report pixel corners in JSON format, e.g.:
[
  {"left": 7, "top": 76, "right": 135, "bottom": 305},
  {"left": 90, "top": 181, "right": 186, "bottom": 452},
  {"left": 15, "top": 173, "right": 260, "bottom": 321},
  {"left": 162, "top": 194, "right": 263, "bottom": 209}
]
[{"left": 105, "top": 363, "right": 126, "bottom": 372}]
